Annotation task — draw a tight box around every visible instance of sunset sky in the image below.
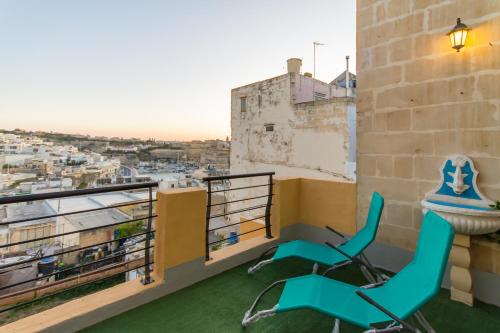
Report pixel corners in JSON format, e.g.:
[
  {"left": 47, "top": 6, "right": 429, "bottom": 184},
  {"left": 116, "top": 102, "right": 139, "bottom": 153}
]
[{"left": 0, "top": 0, "right": 355, "bottom": 141}]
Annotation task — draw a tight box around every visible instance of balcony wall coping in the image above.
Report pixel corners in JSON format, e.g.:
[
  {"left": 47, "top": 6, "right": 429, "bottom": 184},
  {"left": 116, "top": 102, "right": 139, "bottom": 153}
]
[{"left": 0, "top": 235, "right": 280, "bottom": 333}]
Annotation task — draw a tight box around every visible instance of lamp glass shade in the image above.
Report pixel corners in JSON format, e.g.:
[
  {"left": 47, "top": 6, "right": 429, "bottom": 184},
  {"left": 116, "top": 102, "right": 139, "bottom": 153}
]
[
  {"left": 449, "top": 29, "right": 468, "bottom": 49},
  {"left": 448, "top": 18, "right": 470, "bottom": 51}
]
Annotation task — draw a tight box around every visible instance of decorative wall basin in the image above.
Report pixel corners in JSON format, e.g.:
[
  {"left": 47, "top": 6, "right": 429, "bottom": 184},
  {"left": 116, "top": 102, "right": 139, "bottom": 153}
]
[{"left": 421, "top": 155, "right": 500, "bottom": 235}]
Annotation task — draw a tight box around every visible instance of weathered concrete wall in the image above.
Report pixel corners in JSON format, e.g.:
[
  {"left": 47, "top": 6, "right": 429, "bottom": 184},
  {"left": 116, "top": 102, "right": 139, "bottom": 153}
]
[
  {"left": 231, "top": 74, "right": 292, "bottom": 171},
  {"left": 356, "top": 0, "right": 500, "bottom": 251},
  {"left": 231, "top": 73, "right": 356, "bottom": 180}
]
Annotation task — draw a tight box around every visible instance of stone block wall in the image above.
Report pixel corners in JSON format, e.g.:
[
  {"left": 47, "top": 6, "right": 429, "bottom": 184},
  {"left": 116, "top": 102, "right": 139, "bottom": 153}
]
[{"left": 356, "top": 0, "right": 500, "bottom": 250}]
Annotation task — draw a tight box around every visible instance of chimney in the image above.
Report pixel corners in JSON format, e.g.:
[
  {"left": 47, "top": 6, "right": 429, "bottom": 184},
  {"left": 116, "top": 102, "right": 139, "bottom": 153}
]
[
  {"left": 287, "top": 58, "right": 302, "bottom": 74},
  {"left": 345, "top": 56, "right": 350, "bottom": 97}
]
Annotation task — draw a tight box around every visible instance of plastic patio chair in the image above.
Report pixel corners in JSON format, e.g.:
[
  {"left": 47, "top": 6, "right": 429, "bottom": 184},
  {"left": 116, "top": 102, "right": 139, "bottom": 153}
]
[
  {"left": 242, "top": 211, "right": 454, "bottom": 333},
  {"left": 248, "top": 192, "right": 384, "bottom": 281}
]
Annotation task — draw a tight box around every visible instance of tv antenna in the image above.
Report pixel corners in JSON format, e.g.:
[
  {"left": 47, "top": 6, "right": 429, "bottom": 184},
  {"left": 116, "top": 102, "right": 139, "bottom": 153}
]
[{"left": 313, "top": 41, "right": 325, "bottom": 78}]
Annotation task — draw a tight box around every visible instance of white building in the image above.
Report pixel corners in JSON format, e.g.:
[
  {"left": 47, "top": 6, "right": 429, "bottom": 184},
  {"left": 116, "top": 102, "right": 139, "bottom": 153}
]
[
  {"left": 0, "top": 134, "right": 27, "bottom": 154},
  {"left": 0, "top": 173, "right": 37, "bottom": 191},
  {"left": 0, "top": 154, "right": 35, "bottom": 168},
  {"left": 44, "top": 190, "right": 153, "bottom": 263},
  {"left": 0, "top": 202, "right": 56, "bottom": 255},
  {"left": 19, "top": 178, "right": 73, "bottom": 194}
]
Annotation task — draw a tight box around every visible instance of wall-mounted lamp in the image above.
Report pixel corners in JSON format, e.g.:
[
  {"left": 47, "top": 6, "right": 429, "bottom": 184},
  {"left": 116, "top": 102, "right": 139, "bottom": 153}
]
[{"left": 447, "top": 18, "right": 470, "bottom": 52}]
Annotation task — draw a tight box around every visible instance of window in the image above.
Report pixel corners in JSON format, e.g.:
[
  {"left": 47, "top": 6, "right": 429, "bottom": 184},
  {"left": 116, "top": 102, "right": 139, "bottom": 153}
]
[
  {"left": 265, "top": 124, "right": 274, "bottom": 132},
  {"left": 314, "top": 92, "right": 327, "bottom": 101},
  {"left": 240, "top": 97, "right": 247, "bottom": 112}
]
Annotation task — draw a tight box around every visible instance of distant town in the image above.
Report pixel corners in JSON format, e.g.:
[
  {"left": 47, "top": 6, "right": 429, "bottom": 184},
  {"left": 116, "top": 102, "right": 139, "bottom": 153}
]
[{"left": 0, "top": 128, "right": 230, "bottom": 196}]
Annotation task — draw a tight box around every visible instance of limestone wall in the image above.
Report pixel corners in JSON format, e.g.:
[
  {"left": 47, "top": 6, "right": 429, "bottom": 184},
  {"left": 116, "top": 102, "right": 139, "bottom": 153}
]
[{"left": 356, "top": 0, "right": 500, "bottom": 250}]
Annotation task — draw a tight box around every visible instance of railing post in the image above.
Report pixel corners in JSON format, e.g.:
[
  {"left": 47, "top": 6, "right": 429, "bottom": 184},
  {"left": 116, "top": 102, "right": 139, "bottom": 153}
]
[
  {"left": 205, "top": 180, "right": 212, "bottom": 261},
  {"left": 264, "top": 174, "right": 273, "bottom": 239},
  {"left": 142, "top": 186, "right": 153, "bottom": 285}
]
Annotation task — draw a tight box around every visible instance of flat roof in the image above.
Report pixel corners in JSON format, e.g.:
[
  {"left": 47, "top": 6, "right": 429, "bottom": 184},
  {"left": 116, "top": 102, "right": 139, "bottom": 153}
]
[
  {"left": 89, "top": 192, "right": 138, "bottom": 207},
  {"left": 2, "top": 190, "right": 155, "bottom": 231},
  {"left": 65, "top": 209, "right": 128, "bottom": 230},
  {"left": 3, "top": 202, "right": 54, "bottom": 227},
  {"left": 46, "top": 197, "right": 101, "bottom": 214},
  {"left": 45, "top": 191, "right": 151, "bottom": 231},
  {"left": 128, "top": 191, "right": 157, "bottom": 201}
]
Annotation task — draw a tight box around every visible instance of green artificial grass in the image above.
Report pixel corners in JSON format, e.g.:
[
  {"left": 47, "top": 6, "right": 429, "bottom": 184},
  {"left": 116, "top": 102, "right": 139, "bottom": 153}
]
[{"left": 81, "top": 259, "right": 500, "bottom": 333}]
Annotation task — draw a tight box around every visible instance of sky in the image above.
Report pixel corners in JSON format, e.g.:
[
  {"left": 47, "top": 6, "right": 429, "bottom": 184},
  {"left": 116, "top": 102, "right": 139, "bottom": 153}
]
[{"left": 0, "top": 0, "right": 356, "bottom": 141}]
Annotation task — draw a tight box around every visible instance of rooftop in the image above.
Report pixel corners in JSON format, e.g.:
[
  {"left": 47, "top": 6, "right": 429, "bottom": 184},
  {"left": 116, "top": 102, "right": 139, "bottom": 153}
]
[
  {"left": 65, "top": 209, "right": 129, "bottom": 230},
  {"left": 2, "top": 202, "right": 54, "bottom": 227},
  {"left": 86, "top": 192, "right": 139, "bottom": 207},
  {"left": 329, "top": 70, "right": 357, "bottom": 87},
  {"left": 46, "top": 197, "right": 102, "bottom": 214},
  {"left": 82, "top": 259, "right": 500, "bottom": 333},
  {"left": 42, "top": 190, "right": 153, "bottom": 230}
]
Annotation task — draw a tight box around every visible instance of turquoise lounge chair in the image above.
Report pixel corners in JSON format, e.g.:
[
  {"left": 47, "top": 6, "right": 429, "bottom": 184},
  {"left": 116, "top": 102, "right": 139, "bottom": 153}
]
[
  {"left": 242, "top": 211, "right": 454, "bottom": 333},
  {"left": 248, "top": 192, "right": 384, "bottom": 279}
]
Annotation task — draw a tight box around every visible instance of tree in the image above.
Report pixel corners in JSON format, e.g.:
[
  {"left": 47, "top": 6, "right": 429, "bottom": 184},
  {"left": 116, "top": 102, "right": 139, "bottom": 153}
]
[{"left": 115, "top": 220, "right": 145, "bottom": 239}]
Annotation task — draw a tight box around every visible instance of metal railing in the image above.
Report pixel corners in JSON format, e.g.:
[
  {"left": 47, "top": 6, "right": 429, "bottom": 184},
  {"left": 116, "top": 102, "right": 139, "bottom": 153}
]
[
  {"left": 203, "top": 172, "right": 274, "bottom": 260},
  {"left": 0, "top": 181, "right": 158, "bottom": 314}
]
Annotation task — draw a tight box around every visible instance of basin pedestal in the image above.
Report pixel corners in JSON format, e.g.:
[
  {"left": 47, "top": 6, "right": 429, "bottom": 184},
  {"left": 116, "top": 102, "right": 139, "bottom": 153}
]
[{"left": 450, "top": 234, "right": 473, "bottom": 306}]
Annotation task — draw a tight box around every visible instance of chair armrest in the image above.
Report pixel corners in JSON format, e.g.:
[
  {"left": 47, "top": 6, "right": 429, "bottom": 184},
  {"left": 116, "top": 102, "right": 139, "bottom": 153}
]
[
  {"left": 325, "top": 225, "right": 346, "bottom": 239},
  {"left": 355, "top": 290, "right": 418, "bottom": 333},
  {"left": 325, "top": 241, "right": 355, "bottom": 261},
  {"left": 322, "top": 260, "right": 352, "bottom": 277},
  {"left": 337, "top": 240, "right": 348, "bottom": 247},
  {"left": 325, "top": 242, "right": 384, "bottom": 280}
]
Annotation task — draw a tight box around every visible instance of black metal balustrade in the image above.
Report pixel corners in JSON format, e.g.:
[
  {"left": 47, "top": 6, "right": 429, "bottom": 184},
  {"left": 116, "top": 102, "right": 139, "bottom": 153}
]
[
  {"left": 203, "top": 172, "right": 274, "bottom": 260},
  {"left": 0, "top": 182, "right": 158, "bottom": 314}
]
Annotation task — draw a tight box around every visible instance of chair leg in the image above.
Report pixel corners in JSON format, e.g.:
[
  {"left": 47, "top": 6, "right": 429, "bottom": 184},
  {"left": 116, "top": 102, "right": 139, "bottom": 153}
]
[
  {"left": 248, "top": 259, "right": 273, "bottom": 274},
  {"left": 241, "top": 280, "right": 285, "bottom": 327},
  {"left": 360, "top": 253, "right": 390, "bottom": 281},
  {"left": 362, "top": 322, "right": 410, "bottom": 333},
  {"left": 332, "top": 318, "right": 340, "bottom": 333},
  {"left": 413, "top": 311, "right": 435, "bottom": 333},
  {"left": 247, "top": 245, "right": 279, "bottom": 274},
  {"left": 242, "top": 305, "right": 278, "bottom": 327},
  {"left": 360, "top": 265, "right": 377, "bottom": 284}
]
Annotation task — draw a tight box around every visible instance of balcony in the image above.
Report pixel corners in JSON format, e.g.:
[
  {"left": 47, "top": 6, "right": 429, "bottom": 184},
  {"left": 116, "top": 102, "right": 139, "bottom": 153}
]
[{"left": 1, "top": 177, "right": 500, "bottom": 332}]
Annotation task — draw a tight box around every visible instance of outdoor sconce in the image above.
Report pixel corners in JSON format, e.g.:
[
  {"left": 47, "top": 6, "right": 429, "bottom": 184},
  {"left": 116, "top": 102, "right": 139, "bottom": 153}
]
[{"left": 448, "top": 18, "right": 470, "bottom": 52}]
